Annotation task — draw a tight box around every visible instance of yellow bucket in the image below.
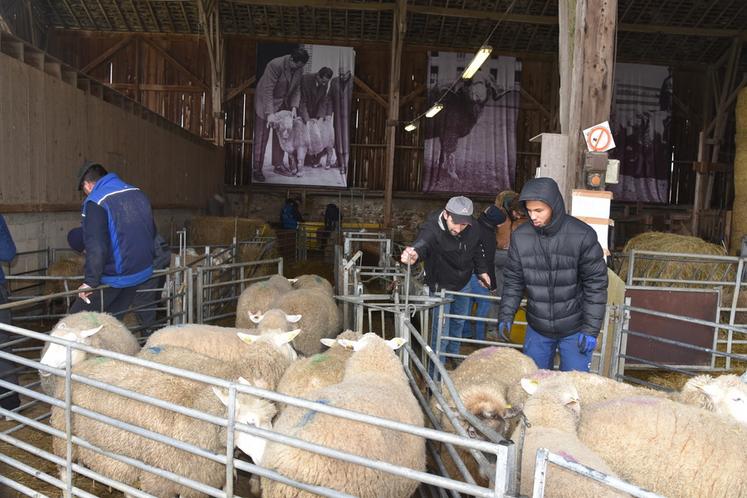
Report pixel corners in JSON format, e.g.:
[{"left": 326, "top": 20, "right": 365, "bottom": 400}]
[{"left": 508, "top": 308, "right": 527, "bottom": 344}]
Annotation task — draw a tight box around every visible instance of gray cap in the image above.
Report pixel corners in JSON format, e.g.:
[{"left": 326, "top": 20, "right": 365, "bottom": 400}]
[{"left": 445, "top": 196, "right": 474, "bottom": 225}]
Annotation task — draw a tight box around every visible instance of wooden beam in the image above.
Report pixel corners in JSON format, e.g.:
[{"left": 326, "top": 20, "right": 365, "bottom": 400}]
[
  {"left": 224, "top": 75, "right": 256, "bottom": 102},
  {"left": 399, "top": 84, "right": 424, "bottom": 108},
  {"left": 353, "top": 76, "right": 388, "bottom": 109},
  {"left": 230, "top": 0, "right": 395, "bottom": 12},
  {"left": 111, "top": 83, "right": 207, "bottom": 92},
  {"left": 383, "top": 0, "right": 406, "bottom": 228},
  {"left": 138, "top": 35, "right": 209, "bottom": 88},
  {"left": 80, "top": 35, "right": 132, "bottom": 74}
]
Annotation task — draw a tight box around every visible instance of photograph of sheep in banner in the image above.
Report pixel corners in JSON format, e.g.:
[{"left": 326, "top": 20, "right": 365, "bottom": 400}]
[
  {"left": 423, "top": 52, "right": 521, "bottom": 193},
  {"left": 252, "top": 42, "right": 354, "bottom": 187}
]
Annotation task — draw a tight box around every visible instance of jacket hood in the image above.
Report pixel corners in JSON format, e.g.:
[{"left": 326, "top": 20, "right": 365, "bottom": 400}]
[{"left": 519, "top": 177, "right": 566, "bottom": 234}]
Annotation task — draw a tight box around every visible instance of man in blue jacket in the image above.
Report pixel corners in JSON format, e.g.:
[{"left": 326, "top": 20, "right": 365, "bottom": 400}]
[
  {"left": 498, "top": 177, "right": 608, "bottom": 372},
  {"left": 69, "top": 161, "right": 155, "bottom": 317},
  {"left": 0, "top": 214, "right": 20, "bottom": 414}
]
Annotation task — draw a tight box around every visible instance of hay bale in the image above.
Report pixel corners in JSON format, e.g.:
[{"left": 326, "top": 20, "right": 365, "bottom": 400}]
[
  {"left": 44, "top": 255, "right": 85, "bottom": 295},
  {"left": 617, "top": 232, "right": 729, "bottom": 287},
  {"left": 188, "top": 216, "right": 274, "bottom": 246},
  {"left": 733, "top": 87, "right": 747, "bottom": 255},
  {"left": 238, "top": 243, "right": 279, "bottom": 277}
]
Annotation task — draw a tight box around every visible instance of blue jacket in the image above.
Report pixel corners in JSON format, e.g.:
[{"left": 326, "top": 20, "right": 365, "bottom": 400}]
[
  {"left": 82, "top": 173, "right": 154, "bottom": 288},
  {"left": 0, "top": 215, "right": 16, "bottom": 284}
]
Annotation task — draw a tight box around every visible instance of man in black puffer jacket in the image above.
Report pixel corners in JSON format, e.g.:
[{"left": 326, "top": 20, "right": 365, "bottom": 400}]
[{"left": 498, "top": 177, "right": 608, "bottom": 371}]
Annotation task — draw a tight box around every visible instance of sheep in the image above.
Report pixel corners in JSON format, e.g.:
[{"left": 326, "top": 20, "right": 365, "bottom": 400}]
[
  {"left": 50, "top": 350, "right": 277, "bottom": 498},
  {"left": 675, "top": 374, "right": 747, "bottom": 425},
  {"left": 144, "top": 325, "right": 300, "bottom": 389},
  {"left": 275, "top": 330, "right": 362, "bottom": 408},
  {"left": 434, "top": 346, "right": 536, "bottom": 487},
  {"left": 39, "top": 312, "right": 139, "bottom": 395},
  {"left": 261, "top": 333, "right": 425, "bottom": 498},
  {"left": 511, "top": 377, "right": 627, "bottom": 498},
  {"left": 289, "top": 274, "right": 334, "bottom": 296},
  {"left": 247, "top": 308, "right": 302, "bottom": 334},
  {"left": 44, "top": 254, "right": 84, "bottom": 295},
  {"left": 506, "top": 369, "right": 669, "bottom": 411},
  {"left": 235, "top": 275, "right": 293, "bottom": 329},
  {"left": 577, "top": 395, "right": 747, "bottom": 498},
  {"left": 274, "top": 288, "right": 342, "bottom": 356}
]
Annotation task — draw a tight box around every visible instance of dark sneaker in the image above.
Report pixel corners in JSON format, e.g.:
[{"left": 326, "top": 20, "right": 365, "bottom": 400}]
[{"left": 252, "top": 170, "right": 265, "bottom": 182}]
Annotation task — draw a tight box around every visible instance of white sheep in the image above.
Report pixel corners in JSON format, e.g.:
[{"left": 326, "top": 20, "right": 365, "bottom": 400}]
[
  {"left": 247, "top": 308, "right": 302, "bottom": 334},
  {"left": 578, "top": 395, "right": 747, "bottom": 497},
  {"left": 434, "top": 346, "right": 536, "bottom": 487},
  {"left": 275, "top": 330, "right": 362, "bottom": 409},
  {"left": 39, "top": 312, "right": 139, "bottom": 395},
  {"left": 144, "top": 325, "right": 300, "bottom": 389},
  {"left": 261, "top": 333, "right": 425, "bottom": 498},
  {"left": 274, "top": 288, "right": 342, "bottom": 356},
  {"left": 675, "top": 374, "right": 747, "bottom": 425},
  {"left": 50, "top": 350, "right": 276, "bottom": 498},
  {"left": 235, "top": 275, "right": 293, "bottom": 329},
  {"left": 512, "top": 377, "right": 627, "bottom": 498},
  {"left": 289, "top": 274, "right": 334, "bottom": 296}
]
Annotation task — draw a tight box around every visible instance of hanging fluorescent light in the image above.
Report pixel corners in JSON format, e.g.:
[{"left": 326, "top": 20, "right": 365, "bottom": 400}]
[
  {"left": 462, "top": 45, "right": 493, "bottom": 79},
  {"left": 404, "top": 122, "right": 417, "bottom": 132},
  {"left": 425, "top": 103, "right": 444, "bottom": 118}
]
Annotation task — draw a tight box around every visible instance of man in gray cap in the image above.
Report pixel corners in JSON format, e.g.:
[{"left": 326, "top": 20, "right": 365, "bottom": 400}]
[{"left": 400, "top": 196, "right": 490, "bottom": 370}]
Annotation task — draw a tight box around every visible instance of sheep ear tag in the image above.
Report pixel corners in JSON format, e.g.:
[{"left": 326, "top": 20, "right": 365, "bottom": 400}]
[
  {"left": 288, "top": 278, "right": 298, "bottom": 283},
  {"left": 79, "top": 325, "right": 104, "bottom": 338},
  {"left": 237, "top": 332, "right": 259, "bottom": 344},
  {"left": 249, "top": 312, "right": 264, "bottom": 324},
  {"left": 386, "top": 338, "right": 408, "bottom": 350},
  {"left": 336, "top": 339, "right": 358, "bottom": 350},
  {"left": 520, "top": 378, "right": 539, "bottom": 395},
  {"left": 285, "top": 314, "right": 302, "bottom": 323},
  {"left": 320, "top": 338, "right": 336, "bottom": 348}
]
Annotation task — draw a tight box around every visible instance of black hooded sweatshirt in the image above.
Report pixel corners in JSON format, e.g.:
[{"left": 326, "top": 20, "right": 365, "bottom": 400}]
[
  {"left": 498, "top": 178, "right": 608, "bottom": 338},
  {"left": 411, "top": 210, "right": 489, "bottom": 292}
]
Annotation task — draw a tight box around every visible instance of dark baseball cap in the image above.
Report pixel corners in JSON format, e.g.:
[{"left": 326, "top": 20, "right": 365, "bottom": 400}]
[
  {"left": 76, "top": 160, "right": 101, "bottom": 191},
  {"left": 445, "top": 196, "right": 474, "bottom": 225},
  {"left": 67, "top": 227, "right": 84, "bottom": 252}
]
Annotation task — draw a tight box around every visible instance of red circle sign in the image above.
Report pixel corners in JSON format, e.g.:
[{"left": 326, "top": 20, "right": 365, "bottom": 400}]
[{"left": 588, "top": 126, "right": 611, "bottom": 151}]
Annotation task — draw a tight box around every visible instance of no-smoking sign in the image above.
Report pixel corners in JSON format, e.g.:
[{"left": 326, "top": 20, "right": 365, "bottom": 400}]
[{"left": 582, "top": 121, "right": 616, "bottom": 152}]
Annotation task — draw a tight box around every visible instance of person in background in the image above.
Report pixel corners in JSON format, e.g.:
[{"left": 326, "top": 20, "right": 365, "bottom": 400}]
[
  {"left": 317, "top": 203, "right": 342, "bottom": 253},
  {"left": 467, "top": 205, "right": 506, "bottom": 341},
  {"left": 0, "top": 214, "right": 20, "bottom": 416},
  {"left": 70, "top": 161, "right": 156, "bottom": 317},
  {"left": 280, "top": 198, "right": 303, "bottom": 230},
  {"left": 400, "top": 196, "right": 491, "bottom": 369},
  {"left": 498, "top": 177, "right": 608, "bottom": 372}
]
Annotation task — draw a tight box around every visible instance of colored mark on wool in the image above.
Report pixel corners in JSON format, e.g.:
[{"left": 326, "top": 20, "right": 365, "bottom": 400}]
[
  {"left": 85, "top": 312, "right": 100, "bottom": 326},
  {"left": 557, "top": 451, "right": 578, "bottom": 464},
  {"left": 472, "top": 346, "right": 499, "bottom": 360},
  {"left": 311, "top": 354, "right": 329, "bottom": 364},
  {"left": 296, "top": 399, "right": 331, "bottom": 428},
  {"left": 147, "top": 346, "right": 164, "bottom": 354},
  {"left": 92, "top": 356, "right": 111, "bottom": 364}
]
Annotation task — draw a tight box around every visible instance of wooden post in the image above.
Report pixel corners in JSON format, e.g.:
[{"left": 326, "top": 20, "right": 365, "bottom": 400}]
[
  {"left": 198, "top": 0, "right": 225, "bottom": 146},
  {"left": 559, "top": 0, "right": 617, "bottom": 203},
  {"left": 383, "top": 0, "right": 406, "bottom": 228}
]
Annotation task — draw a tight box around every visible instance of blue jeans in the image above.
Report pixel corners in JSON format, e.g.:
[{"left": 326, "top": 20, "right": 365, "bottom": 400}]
[
  {"left": 467, "top": 274, "right": 491, "bottom": 340},
  {"left": 523, "top": 324, "right": 593, "bottom": 372},
  {"left": 430, "top": 282, "right": 471, "bottom": 361}
]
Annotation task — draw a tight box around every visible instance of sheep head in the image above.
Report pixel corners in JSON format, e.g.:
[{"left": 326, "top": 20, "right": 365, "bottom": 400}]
[
  {"left": 212, "top": 377, "right": 277, "bottom": 464},
  {"left": 267, "top": 110, "right": 295, "bottom": 140},
  {"left": 237, "top": 329, "right": 301, "bottom": 362},
  {"left": 684, "top": 374, "right": 747, "bottom": 426},
  {"left": 40, "top": 322, "right": 104, "bottom": 372}
]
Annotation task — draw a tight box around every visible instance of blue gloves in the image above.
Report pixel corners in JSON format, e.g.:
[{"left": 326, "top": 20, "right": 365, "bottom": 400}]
[
  {"left": 498, "top": 321, "right": 513, "bottom": 342},
  {"left": 578, "top": 333, "right": 598, "bottom": 354}
]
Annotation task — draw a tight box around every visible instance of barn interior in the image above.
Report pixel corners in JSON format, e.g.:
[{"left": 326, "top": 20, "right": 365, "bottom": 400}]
[{"left": 0, "top": 1, "right": 746, "bottom": 497}]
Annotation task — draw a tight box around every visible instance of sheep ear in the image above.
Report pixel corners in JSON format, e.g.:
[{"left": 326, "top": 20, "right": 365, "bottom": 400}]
[
  {"left": 285, "top": 314, "right": 302, "bottom": 323},
  {"left": 336, "top": 339, "right": 357, "bottom": 350},
  {"left": 386, "top": 337, "right": 407, "bottom": 350},
  {"left": 249, "top": 312, "right": 263, "bottom": 324},
  {"left": 288, "top": 278, "right": 298, "bottom": 283},
  {"left": 291, "top": 107, "right": 297, "bottom": 119},
  {"left": 320, "top": 338, "right": 336, "bottom": 348},
  {"left": 212, "top": 386, "right": 229, "bottom": 406},
  {"left": 277, "top": 329, "right": 301, "bottom": 344},
  {"left": 238, "top": 376, "right": 269, "bottom": 391},
  {"left": 57, "top": 322, "right": 68, "bottom": 329},
  {"left": 79, "top": 325, "right": 104, "bottom": 338},
  {"left": 237, "top": 332, "right": 259, "bottom": 344},
  {"left": 520, "top": 378, "right": 539, "bottom": 395}
]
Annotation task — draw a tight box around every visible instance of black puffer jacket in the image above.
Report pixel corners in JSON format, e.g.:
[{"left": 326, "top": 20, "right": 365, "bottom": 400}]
[
  {"left": 412, "top": 210, "right": 488, "bottom": 292},
  {"left": 499, "top": 178, "right": 608, "bottom": 338}
]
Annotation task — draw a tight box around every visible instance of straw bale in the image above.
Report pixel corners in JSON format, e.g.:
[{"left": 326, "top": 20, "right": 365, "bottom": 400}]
[
  {"left": 617, "top": 231, "right": 729, "bottom": 286},
  {"left": 188, "top": 216, "right": 274, "bottom": 245},
  {"left": 733, "top": 87, "right": 747, "bottom": 255}
]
